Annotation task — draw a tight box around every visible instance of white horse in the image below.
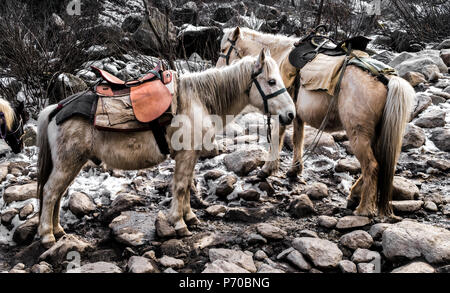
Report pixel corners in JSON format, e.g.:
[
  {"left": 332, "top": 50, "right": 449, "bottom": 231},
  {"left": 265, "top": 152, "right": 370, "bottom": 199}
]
[{"left": 36, "top": 50, "right": 296, "bottom": 248}]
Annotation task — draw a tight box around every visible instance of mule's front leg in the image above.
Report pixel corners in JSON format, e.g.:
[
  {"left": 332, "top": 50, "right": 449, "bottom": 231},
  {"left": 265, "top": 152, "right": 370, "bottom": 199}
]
[
  {"left": 259, "top": 125, "right": 286, "bottom": 178},
  {"left": 169, "top": 150, "right": 198, "bottom": 236},
  {"left": 287, "top": 117, "right": 305, "bottom": 178}
]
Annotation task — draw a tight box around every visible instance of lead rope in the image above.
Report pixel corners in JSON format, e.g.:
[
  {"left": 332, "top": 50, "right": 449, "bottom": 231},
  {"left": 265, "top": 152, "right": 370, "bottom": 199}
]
[{"left": 301, "top": 44, "right": 353, "bottom": 163}]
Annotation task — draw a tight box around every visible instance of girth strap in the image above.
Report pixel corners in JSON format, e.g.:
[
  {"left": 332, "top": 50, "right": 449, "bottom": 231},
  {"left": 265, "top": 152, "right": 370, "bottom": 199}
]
[{"left": 149, "top": 119, "right": 170, "bottom": 155}]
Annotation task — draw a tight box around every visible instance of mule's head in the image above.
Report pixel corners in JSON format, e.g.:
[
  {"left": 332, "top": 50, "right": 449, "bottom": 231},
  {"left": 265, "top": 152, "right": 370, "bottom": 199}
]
[
  {"left": 217, "top": 27, "right": 248, "bottom": 68},
  {"left": 2, "top": 101, "right": 25, "bottom": 154},
  {"left": 248, "top": 49, "right": 295, "bottom": 126}
]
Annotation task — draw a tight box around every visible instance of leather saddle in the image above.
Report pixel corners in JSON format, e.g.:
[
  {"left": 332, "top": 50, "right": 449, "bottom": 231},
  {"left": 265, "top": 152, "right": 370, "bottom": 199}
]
[
  {"left": 92, "top": 65, "right": 173, "bottom": 123},
  {"left": 289, "top": 32, "right": 371, "bottom": 69}
]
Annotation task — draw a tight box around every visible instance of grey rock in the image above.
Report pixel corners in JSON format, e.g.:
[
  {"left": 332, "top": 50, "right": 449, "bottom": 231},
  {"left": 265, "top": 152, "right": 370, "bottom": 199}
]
[
  {"left": 158, "top": 255, "right": 184, "bottom": 269},
  {"left": 223, "top": 147, "right": 266, "bottom": 176},
  {"left": 427, "top": 159, "right": 450, "bottom": 172},
  {"left": 128, "top": 256, "right": 157, "bottom": 273},
  {"left": 254, "top": 250, "right": 268, "bottom": 261},
  {"left": 305, "top": 182, "right": 329, "bottom": 200},
  {"left": 357, "top": 262, "right": 376, "bottom": 273},
  {"left": 402, "top": 124, "right": 426, "bottom": 150},
  {"left": 336, "top": 216, "right": 371, "bottom": 230},
  {"left": 13, "top": 215, "right": 39, "bottom": 245},
  {"left": 430, "top": 128, "right": 450, "bottom": 152},
  {"left": 238, "top": 189, "right": 260, "bottom": 201},
  {"left": 1, "top": 208, "right": 19, "bottom": 226},
  {"left": 69, "top": 192, "right": 96, "bottom": 217},
  {"left": 318, "top": 215, "right": 338, "bottom": 229},
  {"left": 224, "top": 205, "right": 274, "bottom": 223},
  {"left": 109, "top": 211, "right": 157, "bottom": 246},
  {"left": 204, "top": 170, "right": 226, "bottom": 181},
  {"left": 256, "top": 223, "right": 287, "bottom": 240},
  {"left": 288, "top": 194, "right": 315, "bottom": 218},
  {"left": 414, "top": 108, "right": 446, "bottom": 128},
  {"left": 19, "top": 204, "right": 34, "bottom": 221},
  {"left": 351, "top": 248, "right": 381, "bottom": 263},
  {"left": 382, "top": 220, "right": 450, "bottom": 264},
  {"left": 215, "top": 175, "right": 237, "bottom": 198},
  {"left": 391, "top": 262, "right": 435, "bottom": 273},
  {"left": 391, "top": 200, "right": 423, "bottom": 213},
  {"left": 101, "top": 193, "right": 145, "bottom": 223},
  {"left": 335, "top": 158, "right": 361, "bottom": 174},
  {"left": 368, "top": 223, "right": 392, "bottom": 240},
  {"left": 286, "top": 250, "right": 311, "bottom": 271},
  {"left": 202, "top": 260, "right": 250, "bottom": 273},
  {"left": 276, "top": 248, "right": 295, "bottom": 260},
  {"left": 424, "top": 201, "right": 438, "bottom": 212},
  {"left": 209, "top": 248, "right": 256, "bottom": 273},
  {"left": 205, "top": 205, "right": 227, "bottom": 217},
  {"left": 40, "top": 234, "right": 92, "bottom": 265},
  {"left": 411, "top": 93, "right": 432, "bottom": 120},
  {"left": 339, "top": 230, "right": 373, "bottom": 250},
  {"left": 338, "top": 260, "right": 357, "bottom": 273},
  {"left": 67, "top": 262, "right": 122, "bottom": 273},
  {"left": 4, "top": 182, "right": 38, "bottom": 204},
  {"left": 299, "top": 229, "right": 319, "bottom": 238},
  {"left": 257, "top": 263, "right": 284, "bottom": 273},
  {"left": 392, "top": 176, "right": 420, "bottom": 200},
  {"left": 292, "top": 237, "right": 343, "bottom": 269}
]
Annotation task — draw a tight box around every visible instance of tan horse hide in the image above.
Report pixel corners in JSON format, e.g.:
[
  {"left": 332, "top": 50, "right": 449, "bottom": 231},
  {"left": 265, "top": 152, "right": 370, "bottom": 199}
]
[
  {"left": 94, "top": 70, "right": 178, "bottom": 131},
  {"left": 300, "top": 50, "right": 369, "bottom": 96}
]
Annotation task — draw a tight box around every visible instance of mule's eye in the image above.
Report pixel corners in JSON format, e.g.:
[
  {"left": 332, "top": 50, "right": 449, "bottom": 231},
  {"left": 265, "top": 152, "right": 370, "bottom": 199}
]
[{"left": 268, "top": 79, "right": 276, "bottom": 86}]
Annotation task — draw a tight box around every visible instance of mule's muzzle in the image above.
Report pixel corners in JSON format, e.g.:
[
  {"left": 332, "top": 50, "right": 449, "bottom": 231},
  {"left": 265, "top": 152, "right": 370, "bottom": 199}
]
[{"left": 279, "top": 111, "right": 295, "bottom": 126}]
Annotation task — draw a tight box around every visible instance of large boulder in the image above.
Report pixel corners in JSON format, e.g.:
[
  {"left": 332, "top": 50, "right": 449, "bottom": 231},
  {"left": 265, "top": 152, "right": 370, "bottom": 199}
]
[
  {"left": 440, "top": 49, "right": 450, "bottom": 67},
  {"left": 39, "top": 234, "right": 93, "bottom": 265},
  {"left": 414, "top": 108, "right": 446, "bottom": 128},
  {"left": 13, "top": 215, "right": 39, "bottom": 245},
  {"left": 68, "top": 192, "right": 96, "bottom": 217},
  {"left": 382, "top": 220, "right": 450, "bottom": 264},
  {"left": 410, "top": 93, "right": 432, "bottom": 121},
  {"left": 339, "top": 230, "right": 373, "bottom": 250},
  {"left": 67, "top": 262, "right": 122, "bottom": 273},
  {"left": 394, "top": 52, "right": 448, "bottom": 77},
  {"left": 391, "top": 262, "right": 435, "bottom": 273}
]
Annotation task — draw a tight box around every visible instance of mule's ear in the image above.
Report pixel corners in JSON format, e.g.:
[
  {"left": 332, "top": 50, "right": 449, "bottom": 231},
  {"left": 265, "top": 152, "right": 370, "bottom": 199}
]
[
  {"left": 265, "top": 48, "right": 272, "bottom": 58},
  {"left": 258, "top": 48, "right": 266, "bottom": 64},
  {"left": 231, "top": 26, "right": 241, "bottom": 41}
]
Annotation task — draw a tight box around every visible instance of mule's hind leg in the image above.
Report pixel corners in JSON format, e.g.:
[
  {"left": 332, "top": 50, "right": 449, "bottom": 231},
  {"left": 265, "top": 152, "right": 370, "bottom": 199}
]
[
  {"left": 169, "top": 150, "right": 198, "bottom": 236},
  {"left": 287, "top": 117, "right": 305, "bottom": 179},
  {"left": 349, "top": 135, "right": 378, "bottom": 217},
  {"left": 183, "top": 154, "right": 201, "bottom": 227}
]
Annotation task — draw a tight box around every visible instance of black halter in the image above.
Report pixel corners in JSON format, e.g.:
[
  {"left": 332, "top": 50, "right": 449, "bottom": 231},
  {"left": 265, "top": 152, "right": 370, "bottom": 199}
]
[
  {"left": 219, "top": 38, "right": 241, "bottom": 65},
  {"left": 250, "top": 67, "right": 288, "bottom": 143}
]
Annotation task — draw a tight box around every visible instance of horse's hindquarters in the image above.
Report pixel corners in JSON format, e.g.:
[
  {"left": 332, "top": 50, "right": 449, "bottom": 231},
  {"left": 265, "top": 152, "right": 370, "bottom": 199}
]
[{"left": 92, "top": 128, "right": 167, "bottom": 170}]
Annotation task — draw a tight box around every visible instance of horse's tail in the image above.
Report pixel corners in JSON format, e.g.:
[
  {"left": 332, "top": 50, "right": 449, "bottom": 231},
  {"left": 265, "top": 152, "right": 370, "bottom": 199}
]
[
  {"left": 37, "top": 105, "right": 57, "bottom": 216},
  {"left": 376, "top": 76, "right": 414, "bottom": 216}
]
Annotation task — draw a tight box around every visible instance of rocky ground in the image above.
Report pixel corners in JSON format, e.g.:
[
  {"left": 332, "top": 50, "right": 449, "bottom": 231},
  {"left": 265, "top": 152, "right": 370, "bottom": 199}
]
[{"left": 0, "top": 0, "right": 449, "bottom": 274}]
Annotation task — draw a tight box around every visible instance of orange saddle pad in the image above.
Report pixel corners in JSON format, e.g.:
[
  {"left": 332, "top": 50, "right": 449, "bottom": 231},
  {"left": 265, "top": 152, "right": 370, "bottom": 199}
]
[{"left": 93, "top": 66, "right": 174, "bottom": 123}]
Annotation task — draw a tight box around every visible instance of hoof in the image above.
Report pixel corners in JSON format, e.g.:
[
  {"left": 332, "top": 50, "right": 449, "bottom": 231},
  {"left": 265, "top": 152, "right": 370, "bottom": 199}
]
[
  {"left": 185, "top": 215, "right": 201, "bottom": 227},
  {"left": 346, "top": 198, "right": 358, "bottom": 210},
  {"left": 354, "top": 207, "right": 376, "bottom": 218},
  {"left": 176, "top": 226, "right": 193, "bottom": 237},
  {"left": 286, "top": 168, "right": 300, "bottom": 179},
  {"left": 257, "top": 170, "right": 270, "bottom": 179},
  {"left": 53, "top": 227, "right": 66, "bottom": 239},
  {"left": 40, "top": 234, "right": 56, "bottom": 249}
]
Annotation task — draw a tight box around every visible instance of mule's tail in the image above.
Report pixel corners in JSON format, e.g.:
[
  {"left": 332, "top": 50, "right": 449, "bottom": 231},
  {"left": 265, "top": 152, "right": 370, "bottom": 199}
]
[
  {"left": 376, "top": 76, "right": 414, "bottom": 216},
  {"left": 37, "top": 105, "right": 57, "bottom": 216}
]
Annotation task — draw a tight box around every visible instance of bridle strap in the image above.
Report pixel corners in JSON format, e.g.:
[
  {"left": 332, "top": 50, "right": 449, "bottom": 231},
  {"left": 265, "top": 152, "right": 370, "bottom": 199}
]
[
  {"left": 219, "top": 38, "right": 240, "bottom": 65},
  {"left": 250, "top": 68, "right": 288, "bottom": 143}
]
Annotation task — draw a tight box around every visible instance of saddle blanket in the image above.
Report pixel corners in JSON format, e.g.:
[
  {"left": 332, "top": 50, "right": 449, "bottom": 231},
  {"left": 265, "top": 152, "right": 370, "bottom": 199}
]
[{"left": 300, "top": 50, "right": 395, "bottom": 96}]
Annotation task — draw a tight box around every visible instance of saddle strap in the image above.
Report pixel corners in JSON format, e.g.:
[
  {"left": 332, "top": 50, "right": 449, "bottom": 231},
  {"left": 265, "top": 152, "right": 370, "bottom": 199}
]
[{"left": 149, "top": 119, "right": 170, "bottom": 155}]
